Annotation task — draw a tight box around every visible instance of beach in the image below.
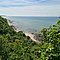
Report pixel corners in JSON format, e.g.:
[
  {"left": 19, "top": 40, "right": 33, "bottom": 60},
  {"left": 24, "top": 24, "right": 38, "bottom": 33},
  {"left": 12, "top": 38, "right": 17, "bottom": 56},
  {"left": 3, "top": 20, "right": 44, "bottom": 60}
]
[
  {"left": 25, "top": 33, "right": 41, "bottom": 43},
  {"left": 7, "top": 19, "right": 41, "bottom": 43}
]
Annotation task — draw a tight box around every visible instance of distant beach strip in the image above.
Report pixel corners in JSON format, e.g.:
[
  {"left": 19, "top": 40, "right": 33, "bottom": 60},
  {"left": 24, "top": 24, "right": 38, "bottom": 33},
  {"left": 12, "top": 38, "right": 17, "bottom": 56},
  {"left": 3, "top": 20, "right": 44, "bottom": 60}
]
[{"left": 7, "top": 19, "right": 41, "bottom": 43}]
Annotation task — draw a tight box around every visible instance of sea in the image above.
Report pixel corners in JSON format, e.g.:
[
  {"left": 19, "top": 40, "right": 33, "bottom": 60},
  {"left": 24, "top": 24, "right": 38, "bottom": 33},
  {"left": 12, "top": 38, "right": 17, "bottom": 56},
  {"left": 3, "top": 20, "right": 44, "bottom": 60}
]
[{"left": 4, "top": 16, "right": 59, "bottom": 34}]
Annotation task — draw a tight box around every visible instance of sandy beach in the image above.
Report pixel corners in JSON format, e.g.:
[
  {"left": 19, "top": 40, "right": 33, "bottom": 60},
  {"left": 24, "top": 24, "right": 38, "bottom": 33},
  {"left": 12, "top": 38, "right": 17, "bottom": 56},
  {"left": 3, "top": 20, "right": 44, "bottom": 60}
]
[
  {"left": 7, "top": 19, "right": 41, "bottom": 43},
  {"left": 7, "top": 19, "right": 11, "bottom": 26},
  {"left": 25, "top": 33, "right": 41, "bottom": 43}
]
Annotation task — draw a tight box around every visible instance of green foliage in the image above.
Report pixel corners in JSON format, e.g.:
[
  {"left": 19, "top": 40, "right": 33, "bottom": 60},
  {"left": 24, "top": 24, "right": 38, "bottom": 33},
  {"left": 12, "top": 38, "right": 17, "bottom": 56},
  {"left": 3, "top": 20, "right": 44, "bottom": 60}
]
[
  {"left": 0, "top": 16, "right": 39, "bottom": 60},
  {"left": 57, "top": 20, "right": 60, "bottom": 25},
  {"left": 0, "top": 16, "right": 60, "bottom": 60},
  {"left": 59, "top": 16, "right": 60, "bottom": 18},
  {"left": 36, "top": 33, "right": 41, "bottom": 37},
  {"left": 37, "top": 28, "right": 47, "bottom": 42},
  {"left": 40, "top": 28, "right": 47, "bottom": 33},
  {"left": 27, "top": 36, "right": 30, "bottom": 39},
  {"left": 37, "top": 20, "right": 60, "bottom": 60}
]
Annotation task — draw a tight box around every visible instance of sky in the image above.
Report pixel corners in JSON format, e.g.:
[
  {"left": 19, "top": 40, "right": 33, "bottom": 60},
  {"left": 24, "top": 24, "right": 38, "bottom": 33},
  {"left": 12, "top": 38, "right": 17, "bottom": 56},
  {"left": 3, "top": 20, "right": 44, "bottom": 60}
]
[{"left": 0, "top": 0, "right": 60, "bottom": 16}]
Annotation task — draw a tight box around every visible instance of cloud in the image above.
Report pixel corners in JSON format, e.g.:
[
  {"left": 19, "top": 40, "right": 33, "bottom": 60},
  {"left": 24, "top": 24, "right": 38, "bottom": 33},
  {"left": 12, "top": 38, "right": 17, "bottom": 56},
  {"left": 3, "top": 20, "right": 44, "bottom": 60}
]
[
  {"left": 14, "top": 0, "right": 46, "bottom": 3},
  {"left": 0, "top": 0, "right": 60, "bottom": 8},
  {"left": 0, "top": 5, "right": 60, "bottom": 16},
  {"left": 22, "top": 0, "right": 46, "bottom": 3},
  {"left": 0, "top": 0, "right": 46, "bottom": 7},
  {"left": 0, "top": 0, "right": 60, "bottom": 16},
  {"left": 54, "top": 0, "right": 60, "bottom": 1}
]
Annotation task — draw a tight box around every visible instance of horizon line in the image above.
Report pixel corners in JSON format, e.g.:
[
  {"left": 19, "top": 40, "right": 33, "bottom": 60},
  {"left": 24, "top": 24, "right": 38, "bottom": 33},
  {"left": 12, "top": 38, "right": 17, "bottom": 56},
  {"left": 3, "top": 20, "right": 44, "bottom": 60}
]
[{"left": 0, "top": 14, "right": 59, "bottom": 17}]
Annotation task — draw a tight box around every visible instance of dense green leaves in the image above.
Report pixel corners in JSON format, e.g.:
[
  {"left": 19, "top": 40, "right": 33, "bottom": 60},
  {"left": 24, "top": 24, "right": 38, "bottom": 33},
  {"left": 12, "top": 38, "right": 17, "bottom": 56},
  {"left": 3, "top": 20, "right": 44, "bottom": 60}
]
[
  {"left": 0, "top": 16, "right": 60, "bottom": 60},
  {"left": 37, "top": 20, "right": 60, "bottom": 60},
  {"left": 0, "top": 16, "right": 39, "bottom": 60}
]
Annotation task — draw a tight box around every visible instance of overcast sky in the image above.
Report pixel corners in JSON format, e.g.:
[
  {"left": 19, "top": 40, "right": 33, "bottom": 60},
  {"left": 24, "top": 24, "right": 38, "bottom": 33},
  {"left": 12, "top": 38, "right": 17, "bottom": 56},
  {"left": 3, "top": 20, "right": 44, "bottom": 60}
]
[{"left": 0, "top": 0, "right": 60, "bottom": 16}]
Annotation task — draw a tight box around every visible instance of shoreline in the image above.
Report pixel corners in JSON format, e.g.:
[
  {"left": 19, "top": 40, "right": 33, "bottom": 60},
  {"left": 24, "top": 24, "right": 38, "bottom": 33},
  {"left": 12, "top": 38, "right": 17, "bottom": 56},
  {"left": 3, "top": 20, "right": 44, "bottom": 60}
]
[
  {"left": 7, "top": 19, "right": 41, "bottom": 43},
  {"left": 25, "top": 33, "right": 41, "bottom": 43}
]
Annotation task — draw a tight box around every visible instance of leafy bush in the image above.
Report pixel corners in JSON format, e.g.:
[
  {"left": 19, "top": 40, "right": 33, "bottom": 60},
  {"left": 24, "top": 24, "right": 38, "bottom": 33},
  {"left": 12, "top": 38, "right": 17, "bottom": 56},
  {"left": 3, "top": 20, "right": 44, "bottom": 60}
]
[
  {"left": 0, "top": 16, "right": 38, "bottom": 60},
  {"left": 37, "top": 20, "right": 60, "bottom": 60},
  {"left": 0, "top": 16, "right": 60, "bottom": 60}
]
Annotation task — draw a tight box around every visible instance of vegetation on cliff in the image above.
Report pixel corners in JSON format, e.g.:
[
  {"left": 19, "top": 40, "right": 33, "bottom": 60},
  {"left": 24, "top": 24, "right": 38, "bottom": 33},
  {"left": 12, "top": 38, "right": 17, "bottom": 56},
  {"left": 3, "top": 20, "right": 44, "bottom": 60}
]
[{"left": 0, "top": 16, "right": 60, "bottom": 60}]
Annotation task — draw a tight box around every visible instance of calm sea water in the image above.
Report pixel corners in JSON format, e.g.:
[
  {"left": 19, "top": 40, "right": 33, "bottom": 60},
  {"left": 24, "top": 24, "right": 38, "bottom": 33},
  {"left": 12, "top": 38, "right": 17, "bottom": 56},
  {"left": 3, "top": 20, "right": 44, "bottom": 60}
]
[{"left": 6, "top": 16, "right": 59, "bottom": 34}]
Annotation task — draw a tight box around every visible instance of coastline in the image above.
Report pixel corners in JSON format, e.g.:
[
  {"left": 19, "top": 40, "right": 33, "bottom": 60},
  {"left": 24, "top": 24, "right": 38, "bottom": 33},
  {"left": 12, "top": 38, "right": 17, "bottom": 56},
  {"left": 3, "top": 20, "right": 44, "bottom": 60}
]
[
  {"left": 7, "top": 19, "right": 41, "bottom": 43},
  {"left": 25, "top": 33, "right": 41, "bottom": 43},
  {"left": 7, "top": 19, "right": 11, "bottom": 26}
]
